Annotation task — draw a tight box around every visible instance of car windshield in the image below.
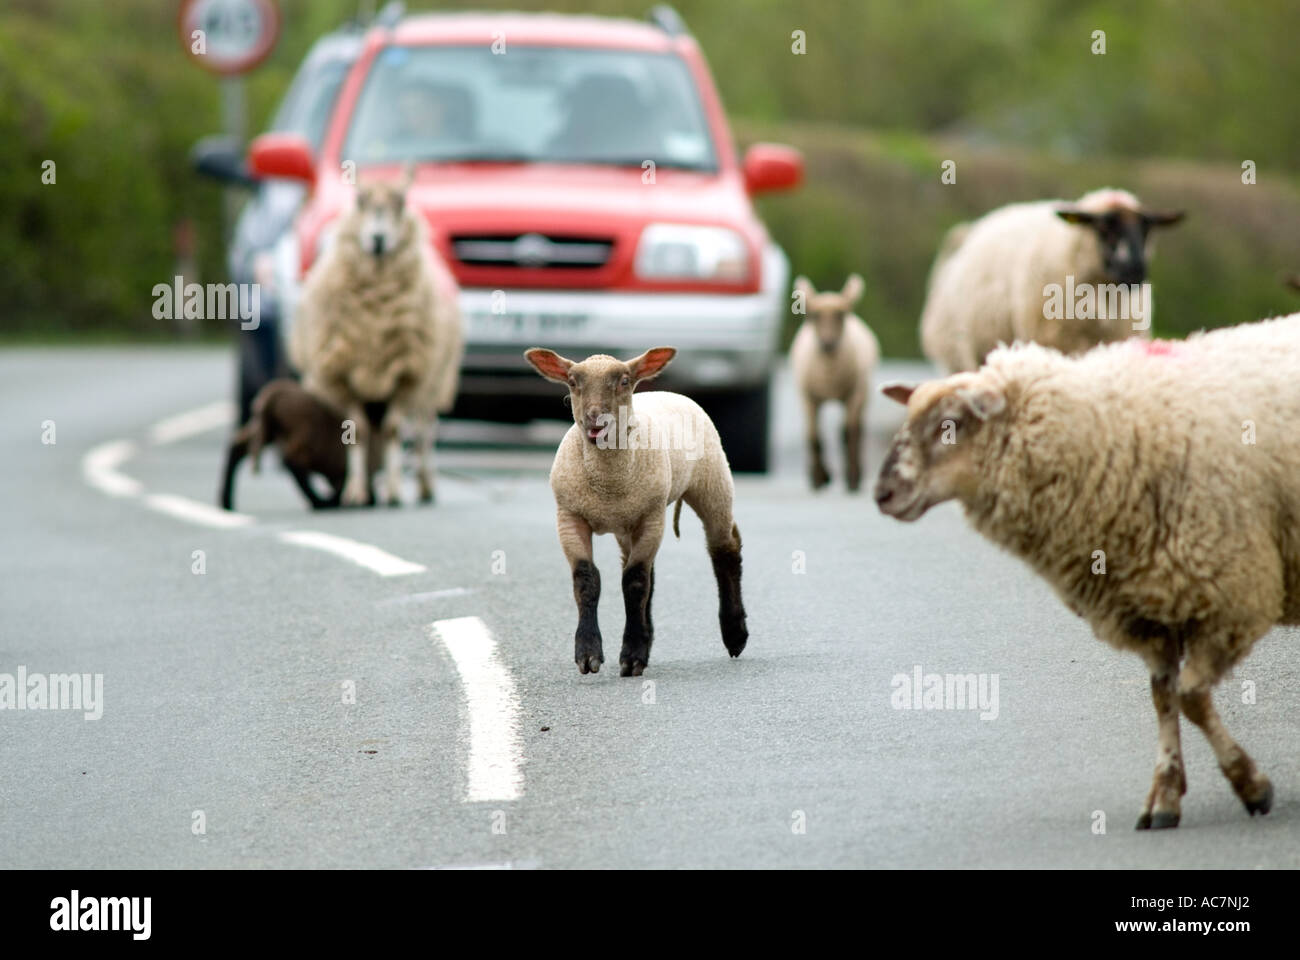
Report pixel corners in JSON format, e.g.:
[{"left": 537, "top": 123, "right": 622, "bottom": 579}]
[{"left": 342, "top": 44, "right": 717, "bottom": 171}]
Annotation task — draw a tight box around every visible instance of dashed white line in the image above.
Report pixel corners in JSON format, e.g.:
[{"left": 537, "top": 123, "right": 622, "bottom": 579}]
[
  {"left": 143, "top": 493, "right": 254, "bottom": 529},
  {"left": 148, "top": 400, "right": 235, "bottom": 446},
  {"left": 279, "top": 530, "right": 427, "bottom": 577},
  {"left": 82, "top": 440, "right": 143, "bottom": 497},
  {"left": 431, "top": 616, "right": 524, "bottom": 803}
]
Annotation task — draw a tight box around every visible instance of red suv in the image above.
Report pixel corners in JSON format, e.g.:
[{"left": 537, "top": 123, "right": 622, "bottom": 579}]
[{"left": 250, "top": 7, "right": 802, "bottom": 471}]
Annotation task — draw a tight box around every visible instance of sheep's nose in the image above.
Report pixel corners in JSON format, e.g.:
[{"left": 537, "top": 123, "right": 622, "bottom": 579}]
[
  {"left": 371, "top": 235, "right": 386, "bottom": 256},
  {"left": 874, "top": 483, "right": 894, "bottom": 507}
]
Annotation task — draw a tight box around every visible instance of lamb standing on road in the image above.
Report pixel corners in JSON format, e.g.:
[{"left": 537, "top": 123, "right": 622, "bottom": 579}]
[
  {"left": 920, "top": 188, "right": 1185, "bottom": 372},
  {"left": 524, "top": 347, "right": 747, "bottom": 677},
  {"left": 875, "top": 315, "right": 1300, "bottom": 829},
  {"left": 218, "top": 379, "right": 380, "bottom": 511},
  {"left": 790, "top": 274, "right": 880, "bottom": 491},
  {"left": 290, "top": 171, "right": 462, "bottom": 505}
]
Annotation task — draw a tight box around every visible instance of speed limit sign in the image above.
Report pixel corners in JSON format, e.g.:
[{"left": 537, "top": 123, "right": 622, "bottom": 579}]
[{"left": 179, "top": 0, "right": 280, "bottom": 75}]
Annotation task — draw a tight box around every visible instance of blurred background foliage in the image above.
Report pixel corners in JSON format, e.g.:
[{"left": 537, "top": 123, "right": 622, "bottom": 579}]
[{"left": 2, "top": 0, "right": 1298, "bottom": 354}]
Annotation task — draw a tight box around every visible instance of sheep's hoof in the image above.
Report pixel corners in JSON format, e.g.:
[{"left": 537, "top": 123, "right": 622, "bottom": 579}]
[
  {"left": 1135, "top": 810, "right": 1180, "bottom": 830},
  {"left": 386, "top": 496, "right": 401, "bottom": 508},
  {"left": 419, "top": 490, "right": 434, "bottom": 505},
  {"left": 1244, "top": 779, "right": 1273, "bottom": 817},
  {"left": 811, "top": 469, "right": 830, "bottom": 490},
  {"left": 576, "top": 653, "right": 603, "bottom": 675},
  {"left": 619, "top": 659, "right": 646, "bottom": 677},
  {"left": 722, "top": 621, "right": 748, "bottom": 658}
]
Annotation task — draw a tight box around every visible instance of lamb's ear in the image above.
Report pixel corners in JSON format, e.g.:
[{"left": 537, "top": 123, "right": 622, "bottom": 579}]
[
  {"left": 881, "top": 382, "right": 915, "bottom": 406},
  {"left": 1287, "top": 274, "right": 1300, "bottom": 292},
  {"left": 841, "top": 273, "right": 864, "bottom": 305},
  {"left": 524, "top": 348, "right": 574, "bottom": 384},
  {"left": 956, "top": 385, "right": 1006, "bottom": 421},
  {"left": 626, "top": 346, "right": 676, "bottom": 383},
  {"left": 1141, "top": 209, "right": 1185, "bottom": 229},
  {"left": 1056, "top": 207, "right": 1100, "bottom": 227},
  {"left": 399, "top": 161, "right": 416, "bottom": 195},
  {"left": 793, "top": 275, "right": 816, "bottom": 304}
]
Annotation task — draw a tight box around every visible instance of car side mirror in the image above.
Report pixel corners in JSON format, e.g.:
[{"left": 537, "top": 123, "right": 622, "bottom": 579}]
[
  {"left": 743, "top": 143, "right": 803, "bottom": 194},
  {"left": 247, "top": 133, "right": 316, "bottom": 184},
  {"left": 191, "top": 135, "right": 256, "bottom": 187}
]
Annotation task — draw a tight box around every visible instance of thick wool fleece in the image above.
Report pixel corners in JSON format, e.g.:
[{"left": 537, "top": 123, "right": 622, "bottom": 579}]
[
  {"left": 291, "top": 211, "right": 461, "bottom": 414},
  {"left": 921, "top": 189, "right": 1151, "bottom": 373},
  {"left": 962, "top": 315, "right": 1300, "bottom": 689}
]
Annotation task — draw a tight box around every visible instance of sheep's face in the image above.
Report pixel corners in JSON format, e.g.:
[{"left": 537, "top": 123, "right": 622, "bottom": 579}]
[
  {"left": 524, "top": 347, "right": 677, "bottom": 445},
  {"left": 874, "top": 375, "right": 1006, "bottom": 521},
  {"left": 349, "top": 172, "right": 417, "bottom": 259},
  {"left": 1056, "top": 203, "right": 1185, "bottom": 287},
  {"left": 795, "top": 274, "right": 864, "bottom": 353}
]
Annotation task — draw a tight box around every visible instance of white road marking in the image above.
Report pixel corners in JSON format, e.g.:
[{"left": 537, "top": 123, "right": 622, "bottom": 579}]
[
  {"left": 376, "top": 587, "right": 475, "bottom": 607},
  {"left": 431, "top": 616, "right": 525, "bottom": 803},
  {"left": 144, "top": 493, "right": 255, "bottom": 528},
  {"left": 82, "top": 440, "right": 144, "bottom": 497},
  {"left": 148, "top": 400, "right": 235, "bottom": 446},
  {"left": 280, "top": 530, "right": 427, "bottom": 577},
  {"left": 82, "top": 401, "right": 432, "bottom": 576}
]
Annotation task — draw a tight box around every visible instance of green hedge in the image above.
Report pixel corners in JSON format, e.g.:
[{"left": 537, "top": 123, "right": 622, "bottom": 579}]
[{"left": 1, "top": 0, "right": 1297, "bottom": 348}]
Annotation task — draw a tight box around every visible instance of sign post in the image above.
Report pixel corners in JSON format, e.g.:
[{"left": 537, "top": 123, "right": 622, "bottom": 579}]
[{"left": 179, "top": 0, "right": 281, "bottom": 241}]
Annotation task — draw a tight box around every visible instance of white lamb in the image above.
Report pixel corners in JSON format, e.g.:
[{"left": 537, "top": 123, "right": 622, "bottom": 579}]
[
  {"left": 920, "top": 188, "right": 1184, "bottom": 373},
  {"left": 524, "top": 347, "right": 747, "bottom": 677},
  {"left": 875, "top": 315, "right": 1300, "bottom": 829},
  {"left": 291, "top": 172, "right": 462, "bottom": 505},
  {"left": 790, "top": 274, "right": 880, "bottom": 491}
]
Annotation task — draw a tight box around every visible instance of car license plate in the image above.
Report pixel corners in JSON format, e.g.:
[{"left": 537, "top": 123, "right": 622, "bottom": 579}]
[{"left": 468, "top": 310, "right": 591, "bottom": 342}]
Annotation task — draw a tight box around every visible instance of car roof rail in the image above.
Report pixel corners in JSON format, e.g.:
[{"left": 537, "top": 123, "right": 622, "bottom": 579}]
[{"left": 648, "top": 4, "right": 688, "bottom": 36}]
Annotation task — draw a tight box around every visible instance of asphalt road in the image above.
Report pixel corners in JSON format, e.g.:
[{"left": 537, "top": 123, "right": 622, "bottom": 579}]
[{"left": 2, "top": 346, "right": 1297, "bottom": 869}]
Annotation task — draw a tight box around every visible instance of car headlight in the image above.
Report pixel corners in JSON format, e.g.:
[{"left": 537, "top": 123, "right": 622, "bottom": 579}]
[{"left": 634, "top": 224, "right": 750, "bottom": 282}]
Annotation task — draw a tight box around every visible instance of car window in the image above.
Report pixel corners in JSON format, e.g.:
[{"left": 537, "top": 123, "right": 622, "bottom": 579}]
[
  {"left": 271, "top": 58, "right": 351, "bottom": 151},
  {"left": 342, "top": 45, "right": 717, "bottom": 171}
]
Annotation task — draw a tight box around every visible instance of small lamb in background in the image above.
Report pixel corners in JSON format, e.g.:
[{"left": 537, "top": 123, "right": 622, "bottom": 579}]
[
  {"left": 875, "top": 313, "right": 1300, "bottom": 829},
  {"left": 218, "top": 379, "right": 379, "bottom": 511},
  {"left": 290, "top": 169, "right": 462, "bottom": 506},
  {"left": 524, "top": 346, "right": 747, "bottom": 677},
  {"left": 920, "top": 188, "right": 1185, "bottom": 372},
  {"left": 790, "top": 274, "right": 880, "bottom": 491}
]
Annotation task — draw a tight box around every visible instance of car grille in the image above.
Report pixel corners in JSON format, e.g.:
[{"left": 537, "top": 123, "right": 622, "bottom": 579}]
[{"left": 450, "top": 233, "right": 613, "bottom": 269}]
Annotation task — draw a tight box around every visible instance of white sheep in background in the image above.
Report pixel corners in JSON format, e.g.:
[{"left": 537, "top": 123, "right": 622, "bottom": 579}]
[
  {"left": 291, "top": 172, "right": 462, "bottom": 506},
  {"left": 920, "top": 188, "right": 1185, "bottom": 373},
  {"left": 524, "top": 347, "right": 747, "bottom": 677},
  {"left": 875, "top": 314, "right": 1300, "bottom": 829},
  {"left": 790, "top": 274, "right": 880, "bottom": 491}
]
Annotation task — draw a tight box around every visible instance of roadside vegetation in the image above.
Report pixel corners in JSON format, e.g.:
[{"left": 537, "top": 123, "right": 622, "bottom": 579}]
[{"left": 3, "top": 0, "right": 1296, "bottom": 354}]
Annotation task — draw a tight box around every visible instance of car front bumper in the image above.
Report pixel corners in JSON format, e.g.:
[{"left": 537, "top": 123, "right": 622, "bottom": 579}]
[{"left": 458, "top": 244, "right": 790, "bottom": 395}]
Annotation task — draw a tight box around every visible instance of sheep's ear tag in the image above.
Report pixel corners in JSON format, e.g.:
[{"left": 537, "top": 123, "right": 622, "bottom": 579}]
[
  {"left": 956, "top": 386, "right": 1006, "bottom": 421},
  {"left": 881, "top": 383, "right": 915, "bottom": 406}
]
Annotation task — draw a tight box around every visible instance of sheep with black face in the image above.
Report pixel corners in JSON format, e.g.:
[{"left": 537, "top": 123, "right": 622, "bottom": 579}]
[{"left": 920, "top": 188, "right": 1185, "bottom": 373}]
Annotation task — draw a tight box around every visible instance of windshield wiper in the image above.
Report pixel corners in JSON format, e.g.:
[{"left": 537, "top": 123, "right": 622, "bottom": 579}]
[
  {"left": 416, "top": 151, "right": 535, "bottom": 164},
  {"left": 559, "top": 156, "right": 715, "bottom": 172}
]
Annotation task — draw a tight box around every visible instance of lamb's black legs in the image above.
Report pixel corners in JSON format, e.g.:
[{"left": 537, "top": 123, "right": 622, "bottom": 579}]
[
  {"left": 710, "top": 523, "right": 748, "bottom": 658},
  {"left": 619, "top": 562, "right": 653, "bottom": 677},
  {"left": 218, "top": 431, "right": 251, "bottom": 510},
  {"left": 572, "top": 559, "right": 603, "bottom": 674}
]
